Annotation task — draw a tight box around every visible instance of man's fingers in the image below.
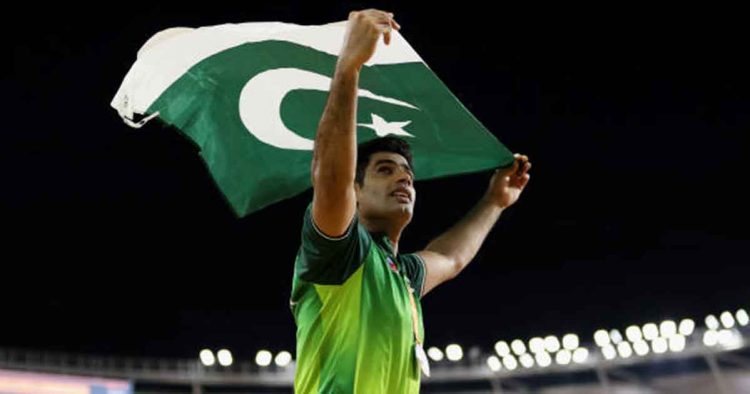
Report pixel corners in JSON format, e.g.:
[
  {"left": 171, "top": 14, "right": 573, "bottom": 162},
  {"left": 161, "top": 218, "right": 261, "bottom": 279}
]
[
  {"left": 381, "top": 22, "right": 392, "bottom": 45},
  {"left": 375, "top": 11, "right": 396, "bottom": 25},
  {"left": 509, "top": 158, "right": 520, "bottom": 173},
  {"left": 380, "top": 13, "right": 399, "bottom": 45},
  {"left": 510, "top": 171, "right": 531, "bottom": 188},
  {"left": 519, "top": 173, "right": 531, "bottom": 188},
  {"left": 362, "top": 10, "right": 398, "bottom": 46},
  {"left": 390, "top": 16, "right": 401, "bottom": 30},
  {"left": 512, "top": 154, "right": 531, "bottom": 175}
]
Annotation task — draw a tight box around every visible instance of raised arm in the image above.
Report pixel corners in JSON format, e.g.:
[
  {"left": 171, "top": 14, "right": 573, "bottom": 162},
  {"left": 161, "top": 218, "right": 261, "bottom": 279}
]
[
  {"left": 311, "top": 9, "right": 401, "bottom": 237},
  {"left": 418, "top": 154, "right": 531, "bottom": 296}
]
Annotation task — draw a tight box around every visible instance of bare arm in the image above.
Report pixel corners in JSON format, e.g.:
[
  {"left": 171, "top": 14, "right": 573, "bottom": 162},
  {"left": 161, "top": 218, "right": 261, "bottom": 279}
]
[
  {"left": 419, "top": 155, "right": 531, "bottom": 296},
  {"left": 311, "top": 9, "right": 401, "bottom": 237}
]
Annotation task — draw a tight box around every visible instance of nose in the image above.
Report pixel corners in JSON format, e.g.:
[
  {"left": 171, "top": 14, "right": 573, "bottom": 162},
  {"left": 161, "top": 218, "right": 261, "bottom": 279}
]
[{"left": 396, "top": 168, "right": 412, "bottom": 187}]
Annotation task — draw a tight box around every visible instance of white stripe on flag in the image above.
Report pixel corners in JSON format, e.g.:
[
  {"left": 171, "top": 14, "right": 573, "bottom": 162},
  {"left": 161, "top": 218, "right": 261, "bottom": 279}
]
[{"left": 111, "top": 20, "right": 428, "bottom": 126}]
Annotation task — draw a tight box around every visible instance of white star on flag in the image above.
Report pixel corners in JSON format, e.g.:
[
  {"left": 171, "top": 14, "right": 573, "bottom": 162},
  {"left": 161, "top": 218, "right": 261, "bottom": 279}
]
[{"left": 358, "top": 113, "right": 414, "bottom": 138}]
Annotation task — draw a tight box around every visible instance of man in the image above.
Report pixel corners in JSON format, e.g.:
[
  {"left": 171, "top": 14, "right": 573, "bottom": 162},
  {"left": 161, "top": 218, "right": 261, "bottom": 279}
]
[{"left": 290, "top": 9, "right": 531, "bottom": 393}]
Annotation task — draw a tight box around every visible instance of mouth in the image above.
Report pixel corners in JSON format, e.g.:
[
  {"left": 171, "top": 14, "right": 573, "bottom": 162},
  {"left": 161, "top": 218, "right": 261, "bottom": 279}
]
[{"left": 391, "top": 190, "right": 411, "bottom": 203}]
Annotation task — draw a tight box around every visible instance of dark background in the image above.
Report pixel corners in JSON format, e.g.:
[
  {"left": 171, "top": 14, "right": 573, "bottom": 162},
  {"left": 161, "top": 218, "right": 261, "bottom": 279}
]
[{"left": 3, "top": 2, "right": 748, "bottom": 361}]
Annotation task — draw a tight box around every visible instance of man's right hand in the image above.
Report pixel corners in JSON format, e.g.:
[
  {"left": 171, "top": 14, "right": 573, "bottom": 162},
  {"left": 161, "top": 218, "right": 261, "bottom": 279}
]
[{"left": 337, "top": 9, "right": 401, "bottom": 73}]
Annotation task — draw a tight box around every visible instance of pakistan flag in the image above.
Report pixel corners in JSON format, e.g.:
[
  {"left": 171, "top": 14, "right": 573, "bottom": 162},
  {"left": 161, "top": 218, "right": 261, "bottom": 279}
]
[{"left": 111, "top": 20, "right": 514, "bottom": 217}]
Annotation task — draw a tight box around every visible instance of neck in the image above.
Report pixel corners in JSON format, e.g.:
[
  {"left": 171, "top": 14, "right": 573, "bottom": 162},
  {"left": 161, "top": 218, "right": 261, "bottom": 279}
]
[{"left": 360, "top": 215, "right": 405, "bottom": 255}]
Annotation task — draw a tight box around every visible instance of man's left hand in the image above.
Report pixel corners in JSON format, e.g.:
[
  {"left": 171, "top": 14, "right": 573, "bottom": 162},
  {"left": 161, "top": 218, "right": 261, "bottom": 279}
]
[{"left": 485, "top": 153, "right": 531, "bottom": 209}]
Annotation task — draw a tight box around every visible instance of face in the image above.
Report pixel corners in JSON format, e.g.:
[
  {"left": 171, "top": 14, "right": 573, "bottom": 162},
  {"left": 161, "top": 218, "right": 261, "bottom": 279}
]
[{"left": 355, "top": 151, "right": 416, "bottom": 224}]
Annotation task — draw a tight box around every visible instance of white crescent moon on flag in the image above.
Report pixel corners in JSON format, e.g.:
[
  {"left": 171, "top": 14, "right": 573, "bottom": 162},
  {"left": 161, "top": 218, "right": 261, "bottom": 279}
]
[{"left": 239, "top": 68, "right": 419, "bottom": 150}]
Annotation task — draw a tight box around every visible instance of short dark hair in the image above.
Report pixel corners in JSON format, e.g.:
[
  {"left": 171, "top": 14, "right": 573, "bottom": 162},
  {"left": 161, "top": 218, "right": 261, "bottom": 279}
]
[{"left": 355, "top": 137, "right": 414, "bottom": 186}]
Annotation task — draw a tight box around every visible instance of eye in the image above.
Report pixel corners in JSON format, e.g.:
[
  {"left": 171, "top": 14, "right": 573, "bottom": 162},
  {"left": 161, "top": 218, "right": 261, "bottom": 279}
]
[{"left": 378, "top": 166, "right": 393, "bottom": 174}]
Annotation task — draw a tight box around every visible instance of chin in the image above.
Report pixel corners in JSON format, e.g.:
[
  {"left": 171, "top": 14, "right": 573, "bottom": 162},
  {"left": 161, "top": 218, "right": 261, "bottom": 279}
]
[{"left": 396, "top": 204, "right": 414, "bottom": 219}]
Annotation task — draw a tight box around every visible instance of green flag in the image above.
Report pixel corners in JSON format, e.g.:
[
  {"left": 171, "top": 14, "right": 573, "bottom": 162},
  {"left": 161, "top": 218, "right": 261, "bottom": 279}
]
[{"left": 112, "top": 21, "right": 513, "bottom": 217}]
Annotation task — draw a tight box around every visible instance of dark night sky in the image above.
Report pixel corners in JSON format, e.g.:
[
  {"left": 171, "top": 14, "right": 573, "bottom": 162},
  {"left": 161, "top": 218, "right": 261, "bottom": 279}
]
[{"left": 2, "top": 3, "right": 748, "bottom": 361}]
